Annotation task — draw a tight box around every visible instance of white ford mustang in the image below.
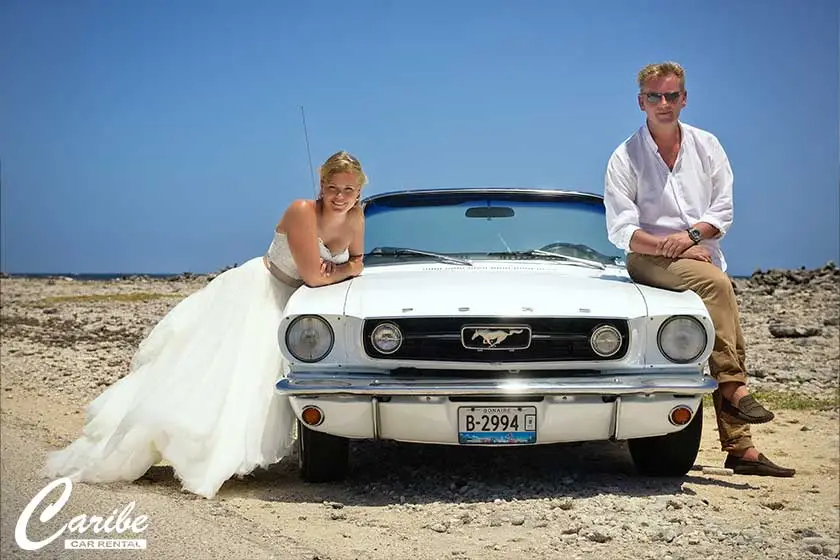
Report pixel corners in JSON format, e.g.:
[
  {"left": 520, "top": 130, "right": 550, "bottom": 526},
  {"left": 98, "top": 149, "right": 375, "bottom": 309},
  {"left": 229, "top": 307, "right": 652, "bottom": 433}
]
[{"left": 275, "top": 188, "right": 717, "bottom": 482}]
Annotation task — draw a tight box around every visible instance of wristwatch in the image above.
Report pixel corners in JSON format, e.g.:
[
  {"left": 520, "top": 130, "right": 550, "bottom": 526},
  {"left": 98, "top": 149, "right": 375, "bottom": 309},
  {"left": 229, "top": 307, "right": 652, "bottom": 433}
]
[{"left": 686, "top": 227, "right": 702, "bottom": 244}]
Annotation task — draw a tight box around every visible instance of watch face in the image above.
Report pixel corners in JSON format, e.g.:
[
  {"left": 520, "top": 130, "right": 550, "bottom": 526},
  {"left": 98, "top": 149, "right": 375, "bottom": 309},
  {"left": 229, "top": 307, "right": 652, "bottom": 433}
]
[{"left": 689, "top": 229, "right": 701, "bottom": 242}]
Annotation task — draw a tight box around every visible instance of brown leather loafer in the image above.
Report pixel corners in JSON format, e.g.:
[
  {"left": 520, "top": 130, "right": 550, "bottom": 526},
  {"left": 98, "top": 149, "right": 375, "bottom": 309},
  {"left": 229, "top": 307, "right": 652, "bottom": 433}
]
[
  {"left": 725, "top": 453, "right": 796, "bottom": 477},
  {"left": 721, "top": 394, "right": 775, "bottom": 424}
]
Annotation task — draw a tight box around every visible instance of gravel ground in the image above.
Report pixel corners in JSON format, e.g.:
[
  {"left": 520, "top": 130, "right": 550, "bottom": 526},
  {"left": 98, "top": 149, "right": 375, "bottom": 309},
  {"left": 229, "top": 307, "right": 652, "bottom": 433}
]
[{"left": 1, "top": 265, "right": 838, "bottom": 559}]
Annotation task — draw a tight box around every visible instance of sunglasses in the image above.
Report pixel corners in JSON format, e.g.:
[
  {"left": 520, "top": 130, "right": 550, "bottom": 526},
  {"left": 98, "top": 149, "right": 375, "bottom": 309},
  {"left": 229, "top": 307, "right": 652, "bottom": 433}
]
[{"left": 643, "top": 91, "right": 682, "bottom": 103}]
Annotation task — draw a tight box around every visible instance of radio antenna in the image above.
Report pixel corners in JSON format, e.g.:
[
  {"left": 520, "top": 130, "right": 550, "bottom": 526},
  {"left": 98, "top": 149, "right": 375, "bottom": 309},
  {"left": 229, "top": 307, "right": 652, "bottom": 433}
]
[{"left": 300, "top": 106, "right": 317, "bottom": 194}]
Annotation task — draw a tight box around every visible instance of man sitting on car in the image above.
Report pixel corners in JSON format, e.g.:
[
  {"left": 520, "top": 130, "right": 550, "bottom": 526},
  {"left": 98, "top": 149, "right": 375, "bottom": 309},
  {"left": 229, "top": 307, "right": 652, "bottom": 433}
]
[{"left": 603, "top": 61, "right": 795, "bottom": 477}]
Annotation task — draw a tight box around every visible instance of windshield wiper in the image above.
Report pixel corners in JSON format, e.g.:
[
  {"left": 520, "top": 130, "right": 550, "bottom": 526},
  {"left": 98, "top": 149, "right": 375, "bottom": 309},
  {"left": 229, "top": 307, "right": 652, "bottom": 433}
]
[
  {"left": 485, "top": 250, "right": 606, "bottom": 270},
  {"left": 366, "top": 246, "right": 473, "bottom": 266},
  {"left": 530, "top": 249, "right": 606, "bottom": 270}
]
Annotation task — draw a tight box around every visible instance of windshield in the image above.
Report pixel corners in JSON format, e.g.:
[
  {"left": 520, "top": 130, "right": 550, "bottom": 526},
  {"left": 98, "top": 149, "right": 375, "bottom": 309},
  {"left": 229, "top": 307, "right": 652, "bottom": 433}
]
[{"left": 362, "top": 191, "right": 624, "bottom": 266}]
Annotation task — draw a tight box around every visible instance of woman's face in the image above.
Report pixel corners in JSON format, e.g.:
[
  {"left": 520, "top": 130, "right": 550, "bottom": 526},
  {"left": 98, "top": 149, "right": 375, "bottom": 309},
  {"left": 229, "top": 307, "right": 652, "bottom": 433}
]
[{"left": 321, "top": 172, "right": 361, "bottom": 213}]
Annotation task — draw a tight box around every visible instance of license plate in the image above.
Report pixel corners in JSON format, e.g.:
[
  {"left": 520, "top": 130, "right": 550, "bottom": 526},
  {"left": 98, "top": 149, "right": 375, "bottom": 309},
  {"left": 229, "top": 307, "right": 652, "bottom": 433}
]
[{"left": 457, "top": 406, "right": 537, "bottom": 444}]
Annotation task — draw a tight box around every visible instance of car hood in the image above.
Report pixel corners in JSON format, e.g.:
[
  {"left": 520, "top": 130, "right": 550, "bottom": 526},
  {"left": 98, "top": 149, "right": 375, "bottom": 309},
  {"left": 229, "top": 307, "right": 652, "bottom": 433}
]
[{"left": 341, "top": 264, "right": 649, "bottom": 318}]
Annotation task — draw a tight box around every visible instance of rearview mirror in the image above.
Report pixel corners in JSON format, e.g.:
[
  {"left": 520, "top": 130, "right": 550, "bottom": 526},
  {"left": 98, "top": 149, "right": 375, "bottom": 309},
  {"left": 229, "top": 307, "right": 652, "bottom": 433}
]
[{"left": 465, "top": 207, "right": 515, "bottom": 218}]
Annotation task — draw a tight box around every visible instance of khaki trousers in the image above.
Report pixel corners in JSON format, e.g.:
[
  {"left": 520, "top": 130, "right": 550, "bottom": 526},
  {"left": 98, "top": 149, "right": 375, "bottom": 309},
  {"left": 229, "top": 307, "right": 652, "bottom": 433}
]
[{"left": 626, "top": 253, "right": 753, "bottom": 454}]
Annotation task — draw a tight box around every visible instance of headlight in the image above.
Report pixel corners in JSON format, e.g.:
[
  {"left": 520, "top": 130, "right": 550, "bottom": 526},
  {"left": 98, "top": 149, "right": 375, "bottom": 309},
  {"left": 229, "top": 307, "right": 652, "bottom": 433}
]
[
  {"left": 370, "top": 322, "right": 403, "bottom": 354},
  {"left": 590, "top": 324, "right": 622, "bottom": 357},
  {"left": 285, "top": 315, "right": 334, "bottom": 362},
  {"left": 657, "top": 316, "right": 707, "bottom": 363}
]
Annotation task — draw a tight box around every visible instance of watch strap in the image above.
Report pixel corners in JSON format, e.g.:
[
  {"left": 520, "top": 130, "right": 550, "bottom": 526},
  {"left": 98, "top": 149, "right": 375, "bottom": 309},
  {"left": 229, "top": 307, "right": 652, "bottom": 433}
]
[{"left": 687, "top": 228, "right": 702, "bottom": 244}]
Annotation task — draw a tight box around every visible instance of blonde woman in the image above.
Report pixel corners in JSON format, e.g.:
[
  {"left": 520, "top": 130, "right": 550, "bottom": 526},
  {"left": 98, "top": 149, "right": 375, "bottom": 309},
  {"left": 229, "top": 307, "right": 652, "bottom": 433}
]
[{"left": 44, "top": 151, "right": 367, "bottom": 498}]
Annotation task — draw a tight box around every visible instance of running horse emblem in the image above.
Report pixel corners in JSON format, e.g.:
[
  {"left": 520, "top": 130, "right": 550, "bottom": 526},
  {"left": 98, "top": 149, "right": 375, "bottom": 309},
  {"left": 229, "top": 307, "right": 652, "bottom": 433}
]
[{"left": 471, "top": 328, "right": 524, "bottom": 348}]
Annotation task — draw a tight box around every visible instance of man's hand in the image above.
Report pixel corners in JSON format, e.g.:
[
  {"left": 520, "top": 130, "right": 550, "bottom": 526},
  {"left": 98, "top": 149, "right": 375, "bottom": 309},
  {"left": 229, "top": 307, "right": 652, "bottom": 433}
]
[
  {"left": 657, "top": 231, "right": 696, "bottom": 258},
  {"left": 678, "top": 245, "right": 712, "bottom": 263}
]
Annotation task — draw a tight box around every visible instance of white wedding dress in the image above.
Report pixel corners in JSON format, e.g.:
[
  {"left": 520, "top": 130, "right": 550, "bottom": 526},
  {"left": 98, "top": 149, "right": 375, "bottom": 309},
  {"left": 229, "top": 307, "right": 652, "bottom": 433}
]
[{"left": 43, "top": 232, "right": 350, "bottom": 499}]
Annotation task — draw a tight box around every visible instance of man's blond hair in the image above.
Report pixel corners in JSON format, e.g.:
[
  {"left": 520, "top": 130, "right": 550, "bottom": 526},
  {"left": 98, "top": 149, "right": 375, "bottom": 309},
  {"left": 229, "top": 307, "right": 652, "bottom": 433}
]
[{"left": 637, "top": 61, "right": 685, "bottom": 91}]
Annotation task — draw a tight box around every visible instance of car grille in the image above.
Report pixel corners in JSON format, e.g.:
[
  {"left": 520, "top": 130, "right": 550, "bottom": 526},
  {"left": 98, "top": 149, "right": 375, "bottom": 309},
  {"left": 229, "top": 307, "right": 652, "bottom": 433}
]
[{"left": 362, "top": 317, "right": 630, "bottom": 363}]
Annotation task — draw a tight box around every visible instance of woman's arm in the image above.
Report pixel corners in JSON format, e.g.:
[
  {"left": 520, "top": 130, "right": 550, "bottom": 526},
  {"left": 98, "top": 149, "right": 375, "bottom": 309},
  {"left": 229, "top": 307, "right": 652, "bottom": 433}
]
[
  {"left": 322, "top": 207, "right": 364, "bottom": 280},
  {"left": 280, "top": 202, "right": 364, "bottom": 287},
  {"left": 339, "top": 207, "right": 365, "bottom": 277},
  {"left": 280, "top": 201, "right": 341, "bottom": 287}
]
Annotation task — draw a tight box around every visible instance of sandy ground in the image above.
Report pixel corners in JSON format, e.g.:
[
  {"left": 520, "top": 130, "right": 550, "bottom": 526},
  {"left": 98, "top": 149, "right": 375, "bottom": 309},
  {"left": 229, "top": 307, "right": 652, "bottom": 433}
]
[{"left": 1, "top": 269, "right": 838, "bottom": 559}]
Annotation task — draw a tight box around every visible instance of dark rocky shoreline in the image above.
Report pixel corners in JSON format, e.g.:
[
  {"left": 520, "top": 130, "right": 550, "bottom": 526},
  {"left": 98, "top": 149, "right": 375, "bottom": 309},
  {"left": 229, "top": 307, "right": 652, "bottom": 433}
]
[{"left": 2, "top": 260, "right": 837, "bottom": 284}]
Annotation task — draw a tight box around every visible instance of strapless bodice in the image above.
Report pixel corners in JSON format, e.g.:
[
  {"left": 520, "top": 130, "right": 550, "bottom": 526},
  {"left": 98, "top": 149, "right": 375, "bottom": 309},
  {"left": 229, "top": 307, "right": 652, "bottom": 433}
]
[{"left": 265, "top": 232, "right": 350, "bottom": 280}]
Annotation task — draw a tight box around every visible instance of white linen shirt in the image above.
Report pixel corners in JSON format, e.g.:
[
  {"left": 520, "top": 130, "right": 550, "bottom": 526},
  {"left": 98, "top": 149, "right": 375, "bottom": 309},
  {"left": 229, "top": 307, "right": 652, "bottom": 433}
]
[{"left": 603, "top": 121, "right": 735, "bottom": 271}]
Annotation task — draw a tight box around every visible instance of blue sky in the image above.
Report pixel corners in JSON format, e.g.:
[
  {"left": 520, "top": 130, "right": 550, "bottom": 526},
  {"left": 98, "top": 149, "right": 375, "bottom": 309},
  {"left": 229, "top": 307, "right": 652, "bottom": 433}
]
[{"left": 2, "top": 0, "right": 837, "bottom": 276}]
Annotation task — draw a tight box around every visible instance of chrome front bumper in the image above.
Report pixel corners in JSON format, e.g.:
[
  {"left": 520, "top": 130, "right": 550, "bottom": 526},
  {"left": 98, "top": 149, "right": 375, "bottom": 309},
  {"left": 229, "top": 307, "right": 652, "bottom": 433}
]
[
  {"left": 275, "top": 372, "right": 718, "bottom": 397},
  {"left": 277, "top": 373, "right": 716, "bottom": 443}
]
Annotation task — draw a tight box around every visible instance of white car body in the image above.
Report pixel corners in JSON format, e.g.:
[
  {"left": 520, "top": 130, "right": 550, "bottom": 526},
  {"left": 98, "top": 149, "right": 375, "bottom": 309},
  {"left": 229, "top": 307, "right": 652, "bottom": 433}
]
[{"left": 275, "top": 188, "right": 718, "bottom": 480}]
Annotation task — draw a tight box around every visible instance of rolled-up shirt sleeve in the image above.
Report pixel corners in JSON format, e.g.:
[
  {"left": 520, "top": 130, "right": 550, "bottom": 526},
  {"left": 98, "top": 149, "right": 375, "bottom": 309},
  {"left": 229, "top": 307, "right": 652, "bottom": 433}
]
[
  {"left": 604, "top": 151, "right": 640, "bottom": 252},
  {"left": 699, "top": 138, "right": 734, "bottom": 238}
]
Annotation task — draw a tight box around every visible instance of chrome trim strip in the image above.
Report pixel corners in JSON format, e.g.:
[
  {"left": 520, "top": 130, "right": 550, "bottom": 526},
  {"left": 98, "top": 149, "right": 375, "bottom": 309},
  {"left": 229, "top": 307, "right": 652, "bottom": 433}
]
[
  {"left": 277, "top": 374, "right": 717, "bottom": 397},
  {"left": 394, "top": 333, "right": 585, "bottom": 341},
  {"left": 612, "top": 395, "right": 622, "bottom": 438},
  {"left": 371, "top": 396, "right": 381, "bottom": 439}
]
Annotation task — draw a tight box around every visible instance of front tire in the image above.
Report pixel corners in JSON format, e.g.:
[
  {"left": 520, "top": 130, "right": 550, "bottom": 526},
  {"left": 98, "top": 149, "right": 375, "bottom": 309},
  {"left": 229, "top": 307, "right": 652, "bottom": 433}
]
[
  {"left": 628, "top": 402, "right": 703, "bottom": 477},
  {"left": 297, "top": 421, "right": 350, "bottom": 482}
]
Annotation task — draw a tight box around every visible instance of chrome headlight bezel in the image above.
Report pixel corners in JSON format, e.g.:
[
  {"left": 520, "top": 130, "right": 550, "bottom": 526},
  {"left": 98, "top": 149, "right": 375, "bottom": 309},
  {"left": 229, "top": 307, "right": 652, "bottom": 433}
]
[
  {"left": 656, "top": 315, "right": 708, "bottom": 364},
  {"left": 369, "top": 321, "right": 403, "bottom": 355},
  {"left": 284, "top": 314, "right": 335, "bottom": 363},
  {"left": 589, "top": 324, "right": 623, "bottom": 357}
]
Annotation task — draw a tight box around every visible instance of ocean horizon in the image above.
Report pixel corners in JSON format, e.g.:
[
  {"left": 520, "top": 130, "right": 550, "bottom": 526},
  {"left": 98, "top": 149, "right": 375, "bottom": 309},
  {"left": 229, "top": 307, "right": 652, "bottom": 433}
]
[
  {"left": 0, "top": 272, "right": 205, "bottom": 280},
  {"left": 0, "top": 271, "right": 761, "bottom": 281}
]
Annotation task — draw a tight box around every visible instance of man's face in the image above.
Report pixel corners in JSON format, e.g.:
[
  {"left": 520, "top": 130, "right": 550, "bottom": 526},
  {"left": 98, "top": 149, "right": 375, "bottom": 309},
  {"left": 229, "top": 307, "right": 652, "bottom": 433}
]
[{"left": 638, "top": 74, "right": 686, "bottom": 126}]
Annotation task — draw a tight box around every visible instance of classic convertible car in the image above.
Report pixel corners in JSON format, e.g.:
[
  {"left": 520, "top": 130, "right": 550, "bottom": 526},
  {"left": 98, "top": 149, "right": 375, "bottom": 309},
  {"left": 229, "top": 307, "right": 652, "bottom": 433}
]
[{"left": 274, "top": 188, "right": 717, "bottom": 482}]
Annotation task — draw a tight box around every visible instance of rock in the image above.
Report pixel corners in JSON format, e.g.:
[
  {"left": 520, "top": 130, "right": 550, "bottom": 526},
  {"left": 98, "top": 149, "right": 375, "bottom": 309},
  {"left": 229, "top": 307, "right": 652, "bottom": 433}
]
[
  {"left": 429, "top": 523, "right": 448, "bottom": 533},
  {"left": 655, "top": 529, "right": 677, "bottom": 543},
  {"left": 551, "top": 499, "right": 575, "bottom": 510},
  {"left": 581, "top": 528, "right": 613, "bottom": 543},
  {"left": 768, "top": 324, "right": 821, "bottom": 338},
  {"left": 702, "top": 467, "right": 733, "bottom": 476},
  {"left": 803, "top": 544, "right": 823, "bottom": 555},
  {"left": 750, "top": 368, "right": 770, "bottom": 378},
  {"left": 748, "top": 264, "right": 839, "bottom": 290},
  {"left": 561, "top": 524, "right": 582, "bottom": 535},
  {"left": 794, "top": 529, "right": 821, "bottom": 538}
]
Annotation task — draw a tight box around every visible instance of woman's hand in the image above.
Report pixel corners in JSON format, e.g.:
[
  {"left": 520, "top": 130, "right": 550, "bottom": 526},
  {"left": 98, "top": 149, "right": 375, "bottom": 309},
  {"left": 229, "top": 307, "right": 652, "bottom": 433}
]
[{"left": 320, "top": 259, "right": 335, "bottom": 277}]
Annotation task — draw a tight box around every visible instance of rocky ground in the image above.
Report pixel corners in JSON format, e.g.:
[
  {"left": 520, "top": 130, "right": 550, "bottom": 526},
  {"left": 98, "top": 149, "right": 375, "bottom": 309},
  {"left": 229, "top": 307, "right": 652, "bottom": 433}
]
[
  {"left": 1, "top": 264, "right": 838, "bottom": 559},
  {"left": 731, "top": 265, "right": 840, "bottom": 401}
]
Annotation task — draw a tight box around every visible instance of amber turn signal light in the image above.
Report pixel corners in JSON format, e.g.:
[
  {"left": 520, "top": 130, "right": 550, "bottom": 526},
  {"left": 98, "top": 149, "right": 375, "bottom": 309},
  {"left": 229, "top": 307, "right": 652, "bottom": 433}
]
[
  {"left": 301, "top": 405, "right": 324, "bottom": 426},
  {"left": 669, "top": 405, "right": 693, "bottom": 426}
]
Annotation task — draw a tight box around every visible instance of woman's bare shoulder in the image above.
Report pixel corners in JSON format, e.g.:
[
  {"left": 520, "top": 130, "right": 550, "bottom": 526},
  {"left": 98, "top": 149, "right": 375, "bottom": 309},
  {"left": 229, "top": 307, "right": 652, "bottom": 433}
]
[
  {"left": 276, "top": 199, "right": 317, "bottom": 231},
  {"left": 287, "top": 199, "right": 317, "bottom": 215}
]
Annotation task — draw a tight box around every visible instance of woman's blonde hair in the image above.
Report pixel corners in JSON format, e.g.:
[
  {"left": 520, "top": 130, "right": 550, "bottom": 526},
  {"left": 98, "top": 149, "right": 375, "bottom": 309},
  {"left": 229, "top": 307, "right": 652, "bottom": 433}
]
[{"left": 318, "top": 151, "right": 368, "bottom": 187}]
